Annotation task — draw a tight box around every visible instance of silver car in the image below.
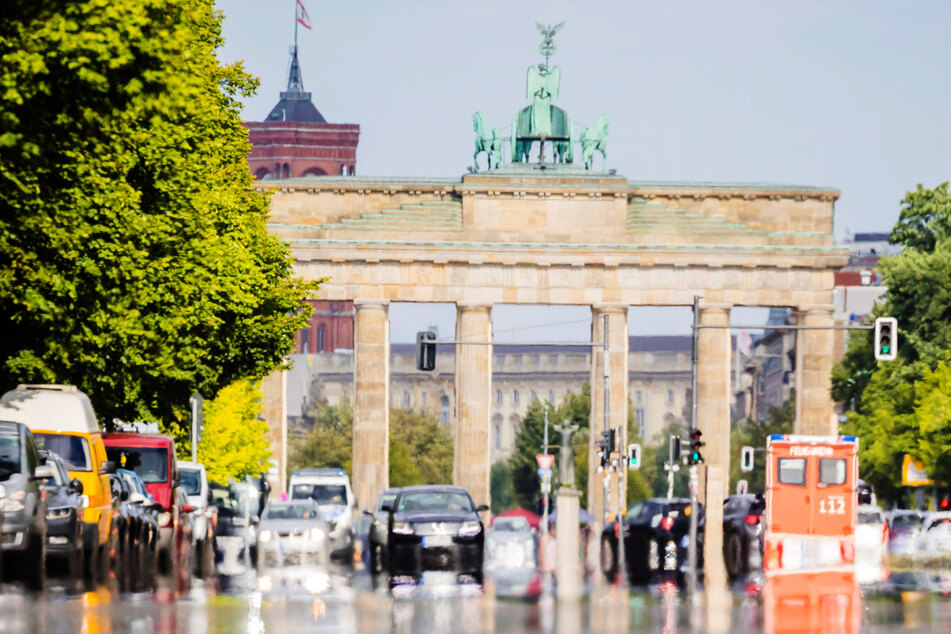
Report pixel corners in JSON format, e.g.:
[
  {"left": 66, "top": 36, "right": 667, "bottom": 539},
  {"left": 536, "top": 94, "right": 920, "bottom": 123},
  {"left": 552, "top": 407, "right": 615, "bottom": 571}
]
[
  {"left": 256, "top": 499, "right": 330, "bottom": 594},
  {"left": 887, "top": 509, "right": 928, "bottom": 556}
]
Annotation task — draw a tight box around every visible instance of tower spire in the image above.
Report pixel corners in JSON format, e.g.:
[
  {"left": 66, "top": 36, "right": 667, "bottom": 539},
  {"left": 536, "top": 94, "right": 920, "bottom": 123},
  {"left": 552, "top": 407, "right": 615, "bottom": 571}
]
[{"left": 287, "top": 46, "right": 305, "bottom": 93}]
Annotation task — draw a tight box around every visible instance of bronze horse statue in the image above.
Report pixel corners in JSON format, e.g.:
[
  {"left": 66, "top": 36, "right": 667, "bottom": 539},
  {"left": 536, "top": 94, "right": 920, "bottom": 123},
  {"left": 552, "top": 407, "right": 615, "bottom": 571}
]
[{"left": 472, "top": 112, "right": 502, "bottom": 171}]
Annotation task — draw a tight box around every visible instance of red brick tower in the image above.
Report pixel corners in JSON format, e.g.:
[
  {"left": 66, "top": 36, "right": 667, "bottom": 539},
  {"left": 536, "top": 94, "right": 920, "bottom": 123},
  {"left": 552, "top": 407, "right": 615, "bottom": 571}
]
[{"left": 244, "top": 46, "right": 359, "bottom": 179}]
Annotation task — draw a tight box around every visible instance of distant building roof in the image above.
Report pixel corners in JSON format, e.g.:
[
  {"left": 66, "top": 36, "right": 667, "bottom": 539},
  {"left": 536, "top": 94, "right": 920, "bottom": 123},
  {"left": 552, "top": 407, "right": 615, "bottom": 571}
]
[{"left": 263, "top": 46, "right": 326, "bottom": 123}]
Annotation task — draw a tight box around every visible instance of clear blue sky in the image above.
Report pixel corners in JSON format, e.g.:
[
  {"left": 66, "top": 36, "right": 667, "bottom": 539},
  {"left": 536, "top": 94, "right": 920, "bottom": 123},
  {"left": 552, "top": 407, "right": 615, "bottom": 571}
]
[{"left": 217, "top": 1, "right": 950, "bottom": 341}]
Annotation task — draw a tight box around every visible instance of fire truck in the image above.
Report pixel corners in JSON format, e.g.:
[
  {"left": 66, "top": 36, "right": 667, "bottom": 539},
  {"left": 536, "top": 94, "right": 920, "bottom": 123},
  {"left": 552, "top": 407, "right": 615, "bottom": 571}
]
[{"left": 762, "top": 434, "right": 861, "bottom": 633}]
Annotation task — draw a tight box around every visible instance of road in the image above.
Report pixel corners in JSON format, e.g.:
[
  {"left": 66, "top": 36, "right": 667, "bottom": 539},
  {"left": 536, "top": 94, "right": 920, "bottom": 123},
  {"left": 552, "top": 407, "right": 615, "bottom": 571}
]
[{"left": 4, "top": 565, "right": 951, "bottom": 633}]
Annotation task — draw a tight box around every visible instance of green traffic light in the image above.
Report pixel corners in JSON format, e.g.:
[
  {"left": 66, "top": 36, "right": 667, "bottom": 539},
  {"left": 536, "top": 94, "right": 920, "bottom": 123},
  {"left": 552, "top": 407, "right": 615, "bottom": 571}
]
[{"left": 881, "top": 344, "right": 890, "bottom": 354}]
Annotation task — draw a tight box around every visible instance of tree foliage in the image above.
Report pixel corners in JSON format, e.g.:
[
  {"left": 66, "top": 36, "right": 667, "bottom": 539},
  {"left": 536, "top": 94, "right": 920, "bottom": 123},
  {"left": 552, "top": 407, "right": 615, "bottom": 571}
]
[
  {"left": 0, "top": 0, "right": 315, "bottom": 428},
  {"left": 196, "top": 379, "right": 271, "bottom": 484},
  {"left": 833, "top": 182, "right": 951, "bottom": 502}
]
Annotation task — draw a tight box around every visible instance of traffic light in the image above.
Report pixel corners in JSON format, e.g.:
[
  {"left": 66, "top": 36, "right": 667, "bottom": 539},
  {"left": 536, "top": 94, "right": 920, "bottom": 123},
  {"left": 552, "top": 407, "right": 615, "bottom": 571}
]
[
  {"left": 627, "top": 443, "right": 642, "bottom": 470},
  {"left": 415, "top": 331, "right": 437, "bottom": 371},
  {"left": 595, "top": 429, "right": 616, "bottom": 471},
  {"left": 670, "top": 434, "right": 682, "bottom": 463},
  {"left": 688, "top": 429, "right": 704, "bottom": 465},
  {"left": 740, "top": 446, "right": 754, "bottom": 472},
  {"left": 874, "top": 317, "right": 898, "bottom": 362}
]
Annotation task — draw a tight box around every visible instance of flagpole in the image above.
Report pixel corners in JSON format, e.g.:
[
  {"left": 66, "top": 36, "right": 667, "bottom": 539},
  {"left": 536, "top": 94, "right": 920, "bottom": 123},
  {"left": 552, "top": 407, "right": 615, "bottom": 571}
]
[{"left": 294, "top": 1, "right": 298, "bottom": 52}]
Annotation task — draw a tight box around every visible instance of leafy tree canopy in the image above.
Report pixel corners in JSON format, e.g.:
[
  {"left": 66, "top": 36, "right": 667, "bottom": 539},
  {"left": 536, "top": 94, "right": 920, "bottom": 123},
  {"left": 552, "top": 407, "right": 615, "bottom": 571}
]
[
  {"left": 0, "top": 0, "right": 315, "bottom": 428},
  {"left": 196, "top": 379, "right": 271, "bottom": 484}
]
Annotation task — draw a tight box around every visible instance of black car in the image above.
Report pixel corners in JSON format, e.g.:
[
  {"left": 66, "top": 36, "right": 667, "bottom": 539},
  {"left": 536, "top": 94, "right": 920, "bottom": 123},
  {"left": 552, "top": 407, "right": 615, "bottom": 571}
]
[
  {"left": 374, "top": 485, "right": 488, "bottom": 584},
  {"left": 601, "top": 497, "right": 701, "bottom": 585},
  {"left": 109, "top": 472, "right": 144, "bottom": 591},
  {"left": 42, "top": 451, "right": 86, "bottom": 583},
  {"left": 722, "top": 493, "right": 765, "bottom": 580},
  {"left": 0, "top": 421, "right": 52, "bottom": 590},
  {"left": 363, "top": 487, "right": 400, "bottom": 573}
]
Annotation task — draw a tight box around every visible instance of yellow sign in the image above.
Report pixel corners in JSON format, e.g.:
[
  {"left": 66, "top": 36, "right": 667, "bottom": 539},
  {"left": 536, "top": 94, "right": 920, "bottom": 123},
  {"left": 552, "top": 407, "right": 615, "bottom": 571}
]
[{"left": 902, "top": 455, "right": 933, "bottom": 486}]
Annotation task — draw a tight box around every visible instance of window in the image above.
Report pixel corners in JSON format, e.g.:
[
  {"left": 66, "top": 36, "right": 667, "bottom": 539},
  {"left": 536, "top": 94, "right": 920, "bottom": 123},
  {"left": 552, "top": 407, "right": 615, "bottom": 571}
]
[
  {"left": 512, "top": 423, "right": 518, "bottom": 444},
  {"left": 778, "top": 458, "right": 806, "bottom": 486},
  {"left": 105, "top": 446, "right": 169, "bottom": 484},
  {"left": 34, "top": 433, "right": 91, "bottom": 471},
  {"left": 496, "top": 390, "right": 502, "bottom": 405},
  {"left": 531, "top": 390, "right": 537, "bottom": 402},
  {"left": 316, "top": 324, "right": 326, "bottom": 353},
  {"left": 494, "top": 425, "right": 501, "bottom": 450},
  {"left": 179, "top": 469, "right": 202, "bottom": 496},
  {"left": 667, "top": 389, "right": 674, "bottom": 405},
  {"left": 402, "top": 391, "right": 410, "bottom": 407},
  {"left": 421, "top": 392, "right": 427, "bottom": 407},
  {"left": 819, "top": 458, "right": 847, "bottom": 486},
  {"left": 548, "top": 354, "right": 557, "bottom": 365},
  {"left": 548, "top": 390, "right": 554, "bottom": 403},
  {"left": 440, "top": 395, "right": 450, "bottom": 425},
  {"left": 513, "top": 390, "right": 519, "bottom": 405},
  {"left": 636, "top": 390, "right": 642, "bottom": 404}
]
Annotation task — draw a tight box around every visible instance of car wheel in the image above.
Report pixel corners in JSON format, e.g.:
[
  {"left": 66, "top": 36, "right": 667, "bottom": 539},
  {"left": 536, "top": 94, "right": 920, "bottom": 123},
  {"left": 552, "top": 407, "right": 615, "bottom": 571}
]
[
  {"left": 600, "top": 536, "right": 617, "bottom": 579},
  {"left": 725, "top": 532, "right": 744, "bottom": 580},
  {"left": 18, "top": 532, "right": 46, "bottom": 592}
]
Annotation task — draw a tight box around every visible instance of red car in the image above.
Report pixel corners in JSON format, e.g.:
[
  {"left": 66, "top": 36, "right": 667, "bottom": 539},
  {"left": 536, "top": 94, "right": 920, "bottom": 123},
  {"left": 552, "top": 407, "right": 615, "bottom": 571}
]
[{"left": 103, "top": 432, "right": 193, "bottom": 590}]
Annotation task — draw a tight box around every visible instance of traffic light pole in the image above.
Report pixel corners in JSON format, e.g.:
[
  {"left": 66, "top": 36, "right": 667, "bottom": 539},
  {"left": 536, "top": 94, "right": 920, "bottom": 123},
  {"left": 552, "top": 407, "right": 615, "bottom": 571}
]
[{"left": 687, "top": 295, "right": 700, "bottom": 595}]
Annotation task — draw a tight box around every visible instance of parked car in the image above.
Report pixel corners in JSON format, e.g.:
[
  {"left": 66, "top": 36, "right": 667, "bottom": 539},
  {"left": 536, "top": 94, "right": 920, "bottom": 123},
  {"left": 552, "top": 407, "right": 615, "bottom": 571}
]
[
  {"left": 102, "top": 432, "right": 183, "bottom": 583},
  {"left": 289, "top": 468, "right": 356, "bottom": 563},
  {"left": 172, "top": 487, "right": 196, "bottom": 594},
  {"left": 177, "top": 461, "right": 217, "bottom": 578},
  {"left": 887, "top": 509, "right": 928, "bottom": 556},
  {"left": 212, "top": 480, "right": 259, "bottom": 575},
  {"left": 118, "top": 467, "right": 159, "bottom": 588},
  {"left": 0, "top": 384, "right": 116, "bottom": 586},
  {"left": 108, "top": 472, "right": 138, "bottom": 591},
  {"left": 0, "top": 421, "right": 52, "bottom": 590},
  {"left": 373, "top": 485, "right": 488, "bottom": 585},
  {"left": 855, "top": 504, "right": 888, "bottom": 585},
  {"left": 923, "top": 512, "right": 951, "bottom": 557},
  {"left": 362, "top": 487, "right": 400, "bottom": 573},
  {"left": 722, "top": 493, "right": 765, "bottom": 580},
  {"left": 256, "top": 498, "right": 330, "bottom": 594},
  {"left": 42, "top": 451, "right": 87, "bottom": 584},
  {"left": 601, "top": 497, "right": 700, "bottom": 585}
]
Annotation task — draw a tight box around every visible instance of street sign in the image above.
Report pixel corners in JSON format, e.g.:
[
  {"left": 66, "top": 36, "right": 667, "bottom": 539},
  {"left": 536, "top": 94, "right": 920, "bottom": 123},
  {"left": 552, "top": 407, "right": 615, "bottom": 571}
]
[
  {"left": 537, "top": 467, "right": 552, "bottom": 479},
  {"left": 902, "top": 455, "right": 933, "bottom": 486},
  {"left": 536, "top": 454, "right": 554, "bottom": 470}
]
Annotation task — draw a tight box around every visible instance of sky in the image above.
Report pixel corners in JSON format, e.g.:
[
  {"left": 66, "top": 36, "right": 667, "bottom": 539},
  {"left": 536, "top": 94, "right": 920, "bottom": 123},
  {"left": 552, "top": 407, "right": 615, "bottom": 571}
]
[{"left": 217, "top": 1, "right": 950, "bottom": 342}]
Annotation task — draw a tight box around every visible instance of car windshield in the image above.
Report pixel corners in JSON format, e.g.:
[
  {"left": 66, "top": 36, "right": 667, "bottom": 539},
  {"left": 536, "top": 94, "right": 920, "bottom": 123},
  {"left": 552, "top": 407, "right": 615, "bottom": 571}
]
[
  {"left": 397, "top": 491, "right": 473, "bottom": 513},
  {"left": 264, "top": 503, "right": 319, "bottom": 520},
  {"left": 493, "top": 517, "right": 530, "bottom": 531},
  {"left": 179, "top": 468, "right": 201, "bottom": 496},
  {"left": 929, "top": 517, "right": 951, "bottom": 529},
  {"left": 858, "top": 511, "right": 883, "bottom": 525},
  {"left": 377, "top": 493, "right": 398, "bottom": 511},
  {"left": 50, "top": 460, "right": 69, "bottom": 486},
  {"left": 890, "top": 513, "right": 924, "bottom": 528},
  {"left": 291, "top": 483, "right": 347, "bottom": 506},
  {"left": 0, "top": 426, "right": 20, "bottom": 479},
  {"left": 33, "top": 433, "right": 90, "bottom": 471},
  {"left": 106, "top": 446, "right": 168, "bottom": 484}
]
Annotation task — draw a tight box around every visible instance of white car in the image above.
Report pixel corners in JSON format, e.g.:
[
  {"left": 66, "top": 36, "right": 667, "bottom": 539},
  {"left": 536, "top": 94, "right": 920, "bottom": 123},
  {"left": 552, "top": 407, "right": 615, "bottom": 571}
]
[
  {"left": 288, "top": 468, "right": 355, "bottom": 562},
  {"left": 923, "top": 512, "right": 951, "bottom": 557},
  {"left": 887, "top": 510, "right": 928, "bottom": 556},
  {"left": 855, "top": 504, "right": 888, "bottom": 585},
  {"left": 177, "top": 461, "right": 217, "bottom": 577}
]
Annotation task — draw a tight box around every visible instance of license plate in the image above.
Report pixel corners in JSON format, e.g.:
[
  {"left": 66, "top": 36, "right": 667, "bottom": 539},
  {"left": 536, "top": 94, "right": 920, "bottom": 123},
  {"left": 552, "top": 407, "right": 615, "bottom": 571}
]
[{"left": 422, "top": 535, "right": 452, "bottom": 548}]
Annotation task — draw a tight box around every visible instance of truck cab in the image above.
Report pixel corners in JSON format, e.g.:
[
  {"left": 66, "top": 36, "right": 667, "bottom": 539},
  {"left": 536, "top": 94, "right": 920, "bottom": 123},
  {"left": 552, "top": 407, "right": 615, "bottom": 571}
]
[{"left": 763, "top": 434, "right": 859, "bottom": 573}]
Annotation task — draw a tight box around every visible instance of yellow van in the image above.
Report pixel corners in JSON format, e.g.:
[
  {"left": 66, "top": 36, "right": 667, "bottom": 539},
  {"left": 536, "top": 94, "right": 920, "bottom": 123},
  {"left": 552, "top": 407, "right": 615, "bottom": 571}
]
[{"left": 0, "top": 384, "right": 115, "bottom": 583}]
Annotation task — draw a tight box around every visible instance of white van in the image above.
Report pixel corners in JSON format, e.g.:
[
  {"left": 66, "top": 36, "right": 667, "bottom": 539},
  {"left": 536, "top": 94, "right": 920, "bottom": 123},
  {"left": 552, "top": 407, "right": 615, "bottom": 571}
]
[{"left": 288, "top": 468, "right": 355, "bottom": 561}]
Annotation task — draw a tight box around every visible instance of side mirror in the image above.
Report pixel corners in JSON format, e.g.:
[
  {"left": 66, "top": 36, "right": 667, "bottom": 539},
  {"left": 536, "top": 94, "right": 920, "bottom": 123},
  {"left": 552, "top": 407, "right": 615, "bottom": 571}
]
[
  {"left": 181, "top": 504, "right": 196, "bottom": 513},
  {"left": 476, "top": 504, "right": 489, "bottom": 513},
  {"left": 250, "top": 514, "right": 260, "bottom": 525},
  {"left": 33, "top": 465, "right": 54, "bottom": 481},
  {"left": 100, "top": 461, "right": 117, "bottom": 475},
  {"left": 70, "top": 478, "right": 84, "bottom": 495},
  {"left": 380, "top": 504, "right": 393, "bottom": 513}
]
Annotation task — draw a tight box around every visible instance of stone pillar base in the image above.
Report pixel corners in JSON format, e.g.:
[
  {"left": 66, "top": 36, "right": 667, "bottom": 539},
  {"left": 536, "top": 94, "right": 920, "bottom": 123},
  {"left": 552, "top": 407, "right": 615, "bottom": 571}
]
[{"left": 556, "top": 488, "right": 582, "bottom": 599}]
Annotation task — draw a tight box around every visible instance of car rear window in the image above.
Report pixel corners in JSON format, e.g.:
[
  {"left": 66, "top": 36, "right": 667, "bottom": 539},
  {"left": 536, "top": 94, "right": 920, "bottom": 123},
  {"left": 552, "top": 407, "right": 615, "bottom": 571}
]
[
  {"left": 929, "top": 518, "right": 951, "bottom": 529},
  {"left": 179, "top": 468, "right": 201, "bottom": 496},
  {"left": 0, "top": 427, "right": 21, "bottom": 478},
  {"left": 778, "top": 458, "right": 806, "bottom": 486},
  {"left": 891, "top": 514, "right": 924, "bottom": 528},
  {"left": 106, "top": 446, "right": 168, "bottom": 483},
  {"left": 818, "top": 458, "right": 847, "bottom": 486},
  {"left": 858, "top": 511, "right": 883, "bottom": 525},
  {"left": 292, "top": 483, "right": 348, "bottom": 505},
  {"left": 33, "top": 433, "right": 90, "bottom": 471},
  {"left": 397, "top": 491, "right": 473, "bottom": 513}
]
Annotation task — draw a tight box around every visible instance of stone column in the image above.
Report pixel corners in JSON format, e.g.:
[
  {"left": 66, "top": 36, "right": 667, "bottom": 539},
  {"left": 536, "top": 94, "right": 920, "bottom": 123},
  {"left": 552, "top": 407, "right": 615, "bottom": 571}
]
[
  {"left": 454, "top": 303, "right": 492, "bottom": 507},
  {"left": 795, "top": 305, "right": 836, "bottom": 436},
  {"left": 697, "top": 302, "right": 732, "bottom": 500},
  {"left": 588, "top": 305, "right": 629, "bottom": 524},
  {"left": 352, "top": 300, "right": 389, "bottom": 510},
  {"left": 555, "top": 488, "right": 582, "bottom": 599},
  {"left": 260, "top": 367, "right": 287, "bottom": 496}
]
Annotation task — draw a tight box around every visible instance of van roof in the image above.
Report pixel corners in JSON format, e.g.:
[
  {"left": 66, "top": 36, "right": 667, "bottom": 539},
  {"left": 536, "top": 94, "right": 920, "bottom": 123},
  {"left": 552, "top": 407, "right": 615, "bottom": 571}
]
[
  {"left": 291, "top": 468, "right": 349, "bottom": 478},
  {"left": 102, "top": 432, "right": 175, "bottom": 448},
  {"left": 0, "top": 385, "right": 100, "bottom": 435}
]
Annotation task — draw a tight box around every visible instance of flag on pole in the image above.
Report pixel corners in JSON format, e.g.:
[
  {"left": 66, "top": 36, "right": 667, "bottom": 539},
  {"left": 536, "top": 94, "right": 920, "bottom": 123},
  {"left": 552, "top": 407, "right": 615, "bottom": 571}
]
[
  {"left": 296, "top": 0, "right": 312, "bottom": 30},
  {"left": 737, "top": 328, "right": 753, "bottom": 356}
]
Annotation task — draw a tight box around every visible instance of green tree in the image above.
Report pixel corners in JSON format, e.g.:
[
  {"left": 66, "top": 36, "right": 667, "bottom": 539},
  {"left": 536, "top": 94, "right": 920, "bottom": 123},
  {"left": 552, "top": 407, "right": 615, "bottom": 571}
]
[
  {"left": 727, "top": 395, "right": 795, "bottom": 494},
  {"left": 289, "top": 399, "right": 353, "bottom": 478},
  {"left": 490, "top": 460, "right": 516, "bottom": 514},
  {"left": 0, "top": 0, "right": 315, "bottom": 429},
  {"left": 196, "top": 379, "right": 271, "bottom": 483}
]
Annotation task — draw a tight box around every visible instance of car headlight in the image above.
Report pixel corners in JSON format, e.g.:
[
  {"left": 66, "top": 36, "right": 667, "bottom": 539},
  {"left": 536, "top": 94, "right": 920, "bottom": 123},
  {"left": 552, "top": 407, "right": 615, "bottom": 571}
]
[
  {"left": 392, "top": 521, "right": 414, "bottom": 535},
  {"left": 158, "top": 512, "right": 171, "bottom": 527},
  {"left": 2, "top": 499, "right": 24, "bottom": 512},
  {"left": 458, "top": 521, "right": 482, "bottom": 537},
  {"left": 11, "top": 490, "right": 25, "bottom": 501},
  {"left": 309, "top": 527, "right": 325, "bottom": 541},
  {"left": 47, "top": 508, "right": 72, "bottom": 520},
  {"left": 80, "top": 495, "right": 90, "bottom": 509},
  {"left": 259, "top": 529, "right": 273, "bottom": 543}
]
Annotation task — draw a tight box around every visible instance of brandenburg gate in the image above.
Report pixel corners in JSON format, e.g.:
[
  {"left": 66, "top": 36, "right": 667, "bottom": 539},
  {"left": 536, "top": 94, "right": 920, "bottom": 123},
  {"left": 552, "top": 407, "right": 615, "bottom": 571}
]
[{"left": 258, "top": 27, "right": 849, "bottom": 529}]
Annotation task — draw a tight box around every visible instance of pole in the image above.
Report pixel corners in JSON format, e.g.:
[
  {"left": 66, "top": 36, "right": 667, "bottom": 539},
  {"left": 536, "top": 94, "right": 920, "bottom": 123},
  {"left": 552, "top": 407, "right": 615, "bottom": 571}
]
[
  {"left": 542, "top": 405, "right": 550, "bottom": 538},
  {"left": 687, "top": 295, "right": 700, "bottom": 594},
  {"left": 191, "top": 396, "right": 198, "bottom": 462}
]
